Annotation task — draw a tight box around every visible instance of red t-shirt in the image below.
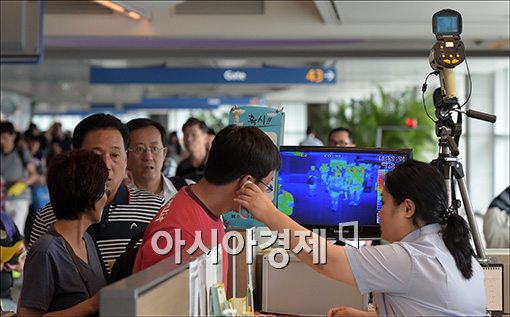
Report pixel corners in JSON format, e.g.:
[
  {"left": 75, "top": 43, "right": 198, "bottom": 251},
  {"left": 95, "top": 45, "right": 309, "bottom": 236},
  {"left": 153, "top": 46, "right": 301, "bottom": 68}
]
[{"left": 133, "top": 186, "right": 227, "bottom": 285}]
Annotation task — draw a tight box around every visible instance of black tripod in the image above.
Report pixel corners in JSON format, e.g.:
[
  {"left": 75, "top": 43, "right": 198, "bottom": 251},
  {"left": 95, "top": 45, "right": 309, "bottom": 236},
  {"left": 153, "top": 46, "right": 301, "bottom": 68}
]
[{"left": 430, "top": 88, "right": 496, "bottom": 262}]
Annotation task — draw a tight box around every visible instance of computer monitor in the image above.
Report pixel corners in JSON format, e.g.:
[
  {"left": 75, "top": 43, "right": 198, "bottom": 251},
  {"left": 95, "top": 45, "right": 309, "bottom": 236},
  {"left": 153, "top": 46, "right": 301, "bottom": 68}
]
[{"left": 277, "top": 146, "right": 413, "bottom": 239}]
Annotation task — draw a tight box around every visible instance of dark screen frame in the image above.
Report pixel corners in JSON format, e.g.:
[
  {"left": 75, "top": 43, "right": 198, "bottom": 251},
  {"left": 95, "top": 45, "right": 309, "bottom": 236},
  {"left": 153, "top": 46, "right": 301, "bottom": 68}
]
[{"left": 277, "top": 146, "right": 413, "bottom": 240}]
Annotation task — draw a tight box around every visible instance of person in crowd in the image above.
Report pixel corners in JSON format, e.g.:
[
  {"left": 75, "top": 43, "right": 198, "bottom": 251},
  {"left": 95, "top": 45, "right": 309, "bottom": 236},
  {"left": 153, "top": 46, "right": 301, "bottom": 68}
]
[
  {"left": 44, "top": 122, "right": 72, "bottom": 152},
  {"left": 25, "top": 134, "right": 45, "bottom": 162},
  {"left": 18, "top": 150, "right": 108, "bottom": 316},
  {"left": 45, "top": 139, "right": 64, "bottom": 167},
  {"left": 163, "top": 131, "right": 185, "bottom": 178},
  {"left": 236, "top": 160, "right": 486, "bottom": 316},
  {"left": 0, "top": 213, "right": 25, "bottom": 313},
  {"left": 483, "top": 186, "right": 510, "bottom": 248},
  {"left": 24, "top": 123, "right": 47, "bottom": 157},
  {"left": 1, "top": 121, "right": 41, "bottom": 234},
  {"left": 328, "top": 127, "right": 355, "bottom": 147},
  {"left": 168, "top": 131, "right": 184, "bottom": 159},
  {"left": 176, "top": 118, "right": 209, "bottom": 182},
  {"left": 126, "top": 118, "right": 193, "bottom": 203},
  {"left": 1, "top": 177, "right": 26, "bottom": 313},
  {"left": 207, "top": 127, "right": 216, "bottom": 151},
  {"left": 299, "top": 126, "right": 324, "bottom": 146},
  {"left": 29, "top": 113, "right": 164, "bottom": 279},
  {"left": 134, "top": 125, "right": 282, "bottom": 288}
]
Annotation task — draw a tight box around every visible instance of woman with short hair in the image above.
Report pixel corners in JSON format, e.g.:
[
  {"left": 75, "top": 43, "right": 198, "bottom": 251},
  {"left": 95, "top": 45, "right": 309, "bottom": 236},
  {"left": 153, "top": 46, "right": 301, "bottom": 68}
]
[{"left": 18, "top": 149, "right": 109, "bottom": 316}]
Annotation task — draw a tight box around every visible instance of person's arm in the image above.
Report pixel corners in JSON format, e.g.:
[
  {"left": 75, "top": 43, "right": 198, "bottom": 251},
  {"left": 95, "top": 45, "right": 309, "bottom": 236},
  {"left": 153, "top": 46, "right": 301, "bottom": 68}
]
[
  {"left": 327, "top": 306, "right": 377, "bottom": 316},
  {"left": 3, "top": 242, "right": 26, "bottom": 273},
  {"left": 23, "top": 162, "right": 41, "bottom": 186},
  {"left": 18, "top": 293, "right": 99, "bottom": 317},
  {"left": 235, "top": 182, "right": 357, "bottom": 287}
]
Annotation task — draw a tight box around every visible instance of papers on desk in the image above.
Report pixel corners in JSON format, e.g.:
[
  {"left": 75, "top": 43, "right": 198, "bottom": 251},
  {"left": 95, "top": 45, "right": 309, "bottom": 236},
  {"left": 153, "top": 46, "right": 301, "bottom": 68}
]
[
  {"left": 483, "top": 264, "right": 504, "bottom": 312},
  {"left": 189, "top": 246, "right": 224, "bottom": 316}
]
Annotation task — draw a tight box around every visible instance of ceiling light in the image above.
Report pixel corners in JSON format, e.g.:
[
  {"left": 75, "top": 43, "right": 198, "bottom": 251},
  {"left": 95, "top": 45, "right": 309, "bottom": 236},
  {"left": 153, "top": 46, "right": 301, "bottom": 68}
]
[
  {"left": 93, "top": 0, "right": 148, "bottom": 21},
  {"left": 126, "top": 11, "right": 141, "bottom": 21},
  {"left": 94, "top": 0, "right": 124, "bottom": 13}
]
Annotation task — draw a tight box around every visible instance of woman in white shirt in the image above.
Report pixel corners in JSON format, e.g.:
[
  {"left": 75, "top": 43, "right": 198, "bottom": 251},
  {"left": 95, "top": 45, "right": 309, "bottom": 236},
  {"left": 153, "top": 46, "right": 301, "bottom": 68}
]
[{"left": 235, "top": 160, "right": 486, "bottom": 316}]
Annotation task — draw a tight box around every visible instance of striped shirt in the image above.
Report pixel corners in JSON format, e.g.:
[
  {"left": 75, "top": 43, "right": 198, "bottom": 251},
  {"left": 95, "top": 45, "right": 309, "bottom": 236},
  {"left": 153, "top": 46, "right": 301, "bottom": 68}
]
[{"left": 29, "top": 184, "right": 164, "bottom": 275}]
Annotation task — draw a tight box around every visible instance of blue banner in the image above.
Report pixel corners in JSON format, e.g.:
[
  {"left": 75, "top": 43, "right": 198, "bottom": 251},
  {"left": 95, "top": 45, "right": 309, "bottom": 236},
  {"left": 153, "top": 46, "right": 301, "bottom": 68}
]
[
  {"left": 90, "top": 67, "right": 336, "bottom": 84},
  {"left": 33, "top": 110, "right": 128, "bottom": 116},
  {"left": 124, "top": 96, "right": 265, "bottom": 110}
]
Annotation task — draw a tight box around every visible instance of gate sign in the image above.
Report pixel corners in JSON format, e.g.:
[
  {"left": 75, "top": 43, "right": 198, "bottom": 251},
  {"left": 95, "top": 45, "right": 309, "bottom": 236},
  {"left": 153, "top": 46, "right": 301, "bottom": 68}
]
[{"left": 90, "top": 67, "right": 336, "bottom": 84}]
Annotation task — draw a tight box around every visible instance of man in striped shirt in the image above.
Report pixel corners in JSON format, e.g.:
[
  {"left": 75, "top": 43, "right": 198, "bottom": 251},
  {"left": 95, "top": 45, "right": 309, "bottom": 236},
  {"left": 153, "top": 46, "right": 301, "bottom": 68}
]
[{"left": 29, "top": 114, "right": 164, "bottom": 279}]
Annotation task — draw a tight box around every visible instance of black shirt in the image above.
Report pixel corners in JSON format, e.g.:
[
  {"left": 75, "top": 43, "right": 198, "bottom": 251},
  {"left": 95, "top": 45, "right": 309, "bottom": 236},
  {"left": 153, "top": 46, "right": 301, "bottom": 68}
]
[{"left": 176, "top": 157, "right": 206, "bottom": 182}]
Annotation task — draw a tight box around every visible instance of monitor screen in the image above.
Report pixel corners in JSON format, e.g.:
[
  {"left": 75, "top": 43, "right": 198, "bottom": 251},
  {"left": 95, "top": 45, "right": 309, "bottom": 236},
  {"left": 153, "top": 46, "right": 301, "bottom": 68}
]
[
  {"left": 436, "top": 16, "right": 459, "bottom": 34},
  {"left": 277, "top": 146, "right": 412, "bottom": 239}
]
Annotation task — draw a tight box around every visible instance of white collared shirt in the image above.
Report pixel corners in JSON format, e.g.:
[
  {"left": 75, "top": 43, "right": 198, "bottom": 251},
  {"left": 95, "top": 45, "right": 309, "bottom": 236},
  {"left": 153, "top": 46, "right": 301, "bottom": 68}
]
[
  {"left": 160, "top": 173, "right": 194, "bottom": 203},
  {"left": 345, "top": 223, "right": 487, "bottom": 316}
]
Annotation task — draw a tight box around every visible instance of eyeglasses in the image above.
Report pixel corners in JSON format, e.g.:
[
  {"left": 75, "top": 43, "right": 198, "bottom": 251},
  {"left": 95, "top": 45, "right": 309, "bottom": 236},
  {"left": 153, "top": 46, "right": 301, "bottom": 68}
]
[
  {"left": 329, "top": 140, "right": 353, "bottom": 147},
  {"left": 128, "top": 146, "right": 166, "bottom": 155},
  {"left": 258, "top": 180, "right": 274, "bottom": 193}
]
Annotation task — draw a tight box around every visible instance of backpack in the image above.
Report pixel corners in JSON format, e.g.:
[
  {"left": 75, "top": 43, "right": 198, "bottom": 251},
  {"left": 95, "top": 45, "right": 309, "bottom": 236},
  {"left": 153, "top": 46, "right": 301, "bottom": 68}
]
[{"left": 108, "top": 176, "right": 188, "bottom": 283}]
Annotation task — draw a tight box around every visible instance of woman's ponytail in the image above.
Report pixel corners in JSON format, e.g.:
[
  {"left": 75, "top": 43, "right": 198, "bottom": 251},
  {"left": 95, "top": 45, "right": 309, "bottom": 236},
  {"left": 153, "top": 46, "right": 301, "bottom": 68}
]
[
  {"left": 385, "top": 161, "right": 476, "bottom": 280},
  {"left": 441, "top": 211, "right": 475, "bottom": 279}
]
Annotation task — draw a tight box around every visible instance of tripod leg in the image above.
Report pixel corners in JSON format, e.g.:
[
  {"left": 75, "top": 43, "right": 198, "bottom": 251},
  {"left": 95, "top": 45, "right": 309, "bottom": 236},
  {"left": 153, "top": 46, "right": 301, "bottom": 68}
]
[{"left": 455, "top": 175, "right": 486, "bottom": 260}]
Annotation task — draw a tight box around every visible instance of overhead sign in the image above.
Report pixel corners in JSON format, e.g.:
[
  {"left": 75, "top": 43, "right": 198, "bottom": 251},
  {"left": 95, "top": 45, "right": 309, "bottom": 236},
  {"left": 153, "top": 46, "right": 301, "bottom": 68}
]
[
  {"left": 124, "top": 96, "right": 265, "bottom": 110},
  {"left": 90, "top": 67, "right": 336, "bottom": 84},
  {"left": 33, "top": 109, "right": 128, "bottom": 116}
]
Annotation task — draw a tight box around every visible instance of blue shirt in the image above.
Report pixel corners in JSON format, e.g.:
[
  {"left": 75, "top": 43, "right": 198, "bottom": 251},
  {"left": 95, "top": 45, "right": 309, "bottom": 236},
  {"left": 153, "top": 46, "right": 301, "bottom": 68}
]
[
  {"left": 345, "top": 224, "right": 487, "bottom": 316},
  {"left": 20, "top": 231, "right": 106, "bottom": 312}
]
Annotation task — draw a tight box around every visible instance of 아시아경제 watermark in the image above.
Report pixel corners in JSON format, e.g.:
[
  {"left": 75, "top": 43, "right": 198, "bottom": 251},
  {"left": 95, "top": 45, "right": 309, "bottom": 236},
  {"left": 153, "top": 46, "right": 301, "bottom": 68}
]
[{"left": 150, "top": 227, "right": 329, "bottom": 269}]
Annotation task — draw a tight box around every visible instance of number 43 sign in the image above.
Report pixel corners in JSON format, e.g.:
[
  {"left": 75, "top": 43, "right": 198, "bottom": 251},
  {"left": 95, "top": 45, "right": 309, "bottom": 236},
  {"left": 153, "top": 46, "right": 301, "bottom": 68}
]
[{"left": 306, "top": 68, "right": 336, "bottom": 83}]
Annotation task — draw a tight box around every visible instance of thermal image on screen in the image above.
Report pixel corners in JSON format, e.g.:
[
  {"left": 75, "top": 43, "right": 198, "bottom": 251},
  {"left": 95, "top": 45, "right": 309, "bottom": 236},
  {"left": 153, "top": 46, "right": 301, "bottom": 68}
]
[{"left": 277, "top": 148, "right": 410, "bottom": 228}]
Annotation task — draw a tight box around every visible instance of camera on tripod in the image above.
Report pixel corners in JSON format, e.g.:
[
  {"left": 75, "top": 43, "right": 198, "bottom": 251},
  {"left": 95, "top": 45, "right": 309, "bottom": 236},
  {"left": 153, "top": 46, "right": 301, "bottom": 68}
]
[{"left": 426, "top": 9, "right": 497, "bottom": 262}]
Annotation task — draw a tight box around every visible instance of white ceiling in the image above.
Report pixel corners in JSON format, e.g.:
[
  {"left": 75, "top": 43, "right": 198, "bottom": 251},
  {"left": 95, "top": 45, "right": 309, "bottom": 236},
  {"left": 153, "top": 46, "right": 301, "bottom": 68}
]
[{"left": 1, "top": 0, "right": 509, "bottom": 111}]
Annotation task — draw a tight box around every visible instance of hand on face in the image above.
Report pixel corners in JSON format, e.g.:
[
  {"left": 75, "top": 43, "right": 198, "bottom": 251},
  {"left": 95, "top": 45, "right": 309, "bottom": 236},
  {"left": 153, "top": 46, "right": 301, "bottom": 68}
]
[{"left": 234, "top": 181, "right": 276, "bottom": 222}]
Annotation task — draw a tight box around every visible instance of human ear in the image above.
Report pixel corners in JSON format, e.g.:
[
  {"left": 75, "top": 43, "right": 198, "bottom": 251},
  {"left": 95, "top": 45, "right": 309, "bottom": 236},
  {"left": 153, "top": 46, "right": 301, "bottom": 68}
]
[
  {"left": 403, "top": 198, "right": 416, "bottom": 219},
  {"left": 238, "top": 175, "right": 253, "bottom": 188}
]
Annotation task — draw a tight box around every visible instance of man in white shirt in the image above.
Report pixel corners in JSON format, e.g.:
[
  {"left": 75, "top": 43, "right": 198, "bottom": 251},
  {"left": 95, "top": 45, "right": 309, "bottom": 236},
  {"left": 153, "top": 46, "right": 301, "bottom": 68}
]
[
  {"left": 126, "top": 118, "right": 193, "bottom": 203},
  {"left": 299, "top": 126, "right": 324, "bottom": 146}
]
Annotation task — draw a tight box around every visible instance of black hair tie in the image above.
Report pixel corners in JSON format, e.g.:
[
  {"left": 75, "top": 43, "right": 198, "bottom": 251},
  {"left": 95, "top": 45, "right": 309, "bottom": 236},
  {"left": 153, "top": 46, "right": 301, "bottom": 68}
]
[{"left": 442, "top": 205, "right": 457, "bottom": 224}]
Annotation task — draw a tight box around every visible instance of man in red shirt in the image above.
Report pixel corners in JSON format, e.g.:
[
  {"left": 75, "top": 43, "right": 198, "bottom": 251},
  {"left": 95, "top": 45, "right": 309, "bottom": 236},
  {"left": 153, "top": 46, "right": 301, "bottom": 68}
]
[{"left": 133, "top": 125, "right": 282, "bottom": 286}]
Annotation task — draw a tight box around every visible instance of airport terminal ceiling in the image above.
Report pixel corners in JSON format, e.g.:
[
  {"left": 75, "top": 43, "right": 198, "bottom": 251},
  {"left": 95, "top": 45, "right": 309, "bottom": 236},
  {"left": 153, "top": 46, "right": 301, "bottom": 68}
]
[
  {"left": 0, "top": 0, "right": 508, "bottom": 216},
  {"left": 0, "top": 0, "right": 509, "bottom": 109}
]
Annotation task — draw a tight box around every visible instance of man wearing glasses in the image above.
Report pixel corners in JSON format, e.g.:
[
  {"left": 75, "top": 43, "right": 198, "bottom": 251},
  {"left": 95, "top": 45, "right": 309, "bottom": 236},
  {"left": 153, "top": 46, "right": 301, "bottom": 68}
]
[
  {"left": 133, "top": 125, "right": 282, "bottom": 287},
  {"left": 126, "top": 119, "right": 193, "bottom": 203},
  {"left": 327, "top": 127, "right": 356, "bottom": 147}
]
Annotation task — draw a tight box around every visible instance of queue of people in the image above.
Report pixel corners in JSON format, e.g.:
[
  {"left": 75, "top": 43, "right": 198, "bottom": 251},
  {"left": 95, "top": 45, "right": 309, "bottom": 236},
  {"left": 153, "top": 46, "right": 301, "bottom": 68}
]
[
  {"left": 0, "top": 114, "right": 214, "bottom": 314},
  {"left": 0, "top": 114, "right": 504, "bottom": 316}
]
